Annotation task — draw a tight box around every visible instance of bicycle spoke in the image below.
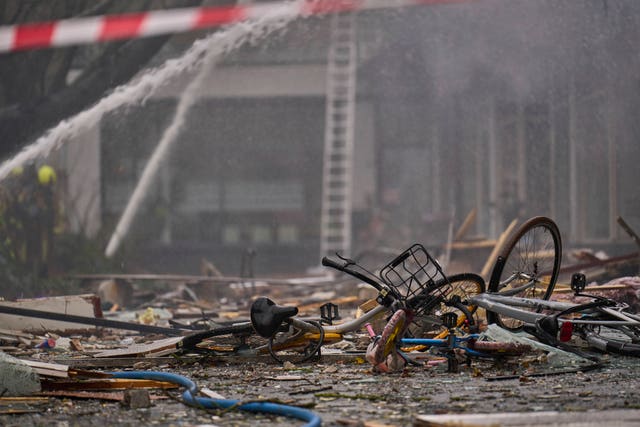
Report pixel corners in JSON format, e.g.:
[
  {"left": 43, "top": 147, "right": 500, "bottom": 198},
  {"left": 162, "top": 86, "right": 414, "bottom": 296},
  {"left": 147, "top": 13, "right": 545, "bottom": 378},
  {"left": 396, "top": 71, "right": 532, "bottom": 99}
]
[{"left": 488, "top": 216, "right": 562, "bottom": 331}]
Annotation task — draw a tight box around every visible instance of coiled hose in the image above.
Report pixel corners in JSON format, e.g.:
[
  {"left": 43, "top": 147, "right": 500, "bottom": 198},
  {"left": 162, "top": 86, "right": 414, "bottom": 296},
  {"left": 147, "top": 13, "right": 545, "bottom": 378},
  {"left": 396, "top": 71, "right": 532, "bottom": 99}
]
[{"left": 111, "top": 371, "right": 321, "bottom": 427}]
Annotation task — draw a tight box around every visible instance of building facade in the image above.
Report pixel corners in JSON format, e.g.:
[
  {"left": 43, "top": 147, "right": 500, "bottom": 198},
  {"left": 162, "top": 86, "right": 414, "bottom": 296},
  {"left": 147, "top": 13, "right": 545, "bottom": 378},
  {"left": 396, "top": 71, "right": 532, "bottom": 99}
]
[{"left": 61, "top": 2, "right": 640, "bottom": 274}]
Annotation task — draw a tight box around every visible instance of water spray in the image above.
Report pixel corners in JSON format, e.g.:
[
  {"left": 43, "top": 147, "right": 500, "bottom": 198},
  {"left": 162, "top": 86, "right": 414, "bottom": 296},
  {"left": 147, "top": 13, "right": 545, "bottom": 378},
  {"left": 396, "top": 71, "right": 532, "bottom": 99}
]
[
  {"left": 105, "top": 5, "right": 300, "bottom": 257},
  {"left": 0, "top": 3, "right": 300, "bottom": 182},
  {"left": 0, "top": 0, "right": 474, "bottom": 256}
]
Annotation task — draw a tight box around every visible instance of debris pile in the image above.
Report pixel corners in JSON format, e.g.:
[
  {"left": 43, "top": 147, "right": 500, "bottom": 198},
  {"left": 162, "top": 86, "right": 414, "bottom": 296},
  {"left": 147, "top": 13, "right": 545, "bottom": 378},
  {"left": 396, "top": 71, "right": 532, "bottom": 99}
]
[{"left": 0, "top": 217, "right": 639, "bottom": 425}]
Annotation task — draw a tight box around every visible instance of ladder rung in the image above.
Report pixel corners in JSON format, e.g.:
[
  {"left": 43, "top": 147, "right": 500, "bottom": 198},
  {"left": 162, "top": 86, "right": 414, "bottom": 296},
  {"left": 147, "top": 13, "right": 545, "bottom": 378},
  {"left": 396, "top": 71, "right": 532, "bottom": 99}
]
[
  {"left": 326, "top": 197, "right": 346, "bottom": 204},
  {"left": 326, "top": 181, "right": 347, "bottom": 188},
  {"left": 324, "top": 198, "right": 347, "bottom": 205},
  {"left": 326, "top": 179, "right": 348, "bottom": 187},
  {"left": 322, "top": 238, "right": 347, "bottom": 246},
  {"left": 322, "top": 232, "right": 348, "bottom": 239},
  {"left": 328, "top": 184, "right": 347, "bottom": 191},
  {"left": 328, "top": 143, "right": 346, "bottom": 151},
  {"left": 323, "top": 224, "right": 346, "bottom": 231},
  {"left": 327, "top": 166, "right": 351, "bottom": 174},
  {"left": 322, "top": 237, "right": 348, "bottom": 244},
  {"left": 325, "top": 192, "right": 347, "bottom": 199},
  {"left": 328, "top": 143, "right": 348, "bottom": 151}
]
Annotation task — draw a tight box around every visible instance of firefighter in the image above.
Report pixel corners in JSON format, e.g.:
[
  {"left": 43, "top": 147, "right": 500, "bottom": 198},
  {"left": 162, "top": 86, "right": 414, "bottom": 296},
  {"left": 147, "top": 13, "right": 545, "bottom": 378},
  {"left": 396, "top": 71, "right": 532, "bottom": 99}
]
[
  {"left": 15, "top": 163, "right": 58, "bottom": 277},
  {"left": 36, "top": 164, "right": 57, "bottom": 277}
]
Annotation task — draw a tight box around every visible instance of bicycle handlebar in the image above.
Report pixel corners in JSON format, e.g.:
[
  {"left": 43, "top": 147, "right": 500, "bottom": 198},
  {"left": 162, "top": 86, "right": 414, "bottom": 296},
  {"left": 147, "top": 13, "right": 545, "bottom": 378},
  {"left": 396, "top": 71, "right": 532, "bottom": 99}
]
[
  {"left": 320, "top": 255, "right": 344, "bottom": 271},
  {"left": 321, "top": 255, "right": 388, "bottom": 295}
]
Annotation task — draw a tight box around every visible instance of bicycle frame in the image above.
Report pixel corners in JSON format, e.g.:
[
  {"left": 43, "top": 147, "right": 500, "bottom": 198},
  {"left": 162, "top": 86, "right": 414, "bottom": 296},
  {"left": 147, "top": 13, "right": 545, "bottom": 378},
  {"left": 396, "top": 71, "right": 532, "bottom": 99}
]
[
  {"left": 495, "top": 272, "right": 550, "bottom": 297},
  {"left": 471, "top": 293, "right": 640, "bottom": 328},
  {"left": 250, "top": 246, "right": 485, "bottom": 364},
  {"left": 363, "top": 306, "right": 528, "bottom": 373},
  {"left": 269, "top": 303, "right": 390, "bottom": 349}
]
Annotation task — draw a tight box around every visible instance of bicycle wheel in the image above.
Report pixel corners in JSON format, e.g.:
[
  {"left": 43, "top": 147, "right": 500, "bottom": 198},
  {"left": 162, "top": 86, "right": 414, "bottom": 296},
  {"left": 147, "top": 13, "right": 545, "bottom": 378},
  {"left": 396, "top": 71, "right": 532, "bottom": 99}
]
[
  {"left": 487, "top": 216, "right": 562, "bottom": 331},
  {"left": 410, "top": 273, "right": 486, "bottom": 337},
  {"left": 182, "top": 322, "right": 257, "bottom": 352},
  {"left": 267, "top": 321, "right": 325, "bottom": 364}
]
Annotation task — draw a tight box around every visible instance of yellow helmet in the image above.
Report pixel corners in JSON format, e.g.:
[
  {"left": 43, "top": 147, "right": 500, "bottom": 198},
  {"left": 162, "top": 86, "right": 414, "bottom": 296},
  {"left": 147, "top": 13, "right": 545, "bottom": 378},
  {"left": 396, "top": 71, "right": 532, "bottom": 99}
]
[{"left": 38, "top": 165, "right": 57, "bottom": 185}]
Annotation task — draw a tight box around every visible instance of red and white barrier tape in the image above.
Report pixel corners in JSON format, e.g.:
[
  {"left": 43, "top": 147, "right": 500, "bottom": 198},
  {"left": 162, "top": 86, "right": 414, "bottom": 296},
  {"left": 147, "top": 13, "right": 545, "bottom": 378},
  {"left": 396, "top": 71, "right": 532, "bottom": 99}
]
[{"left": 0, "top": 0, "right": 471, "bottom": 53}]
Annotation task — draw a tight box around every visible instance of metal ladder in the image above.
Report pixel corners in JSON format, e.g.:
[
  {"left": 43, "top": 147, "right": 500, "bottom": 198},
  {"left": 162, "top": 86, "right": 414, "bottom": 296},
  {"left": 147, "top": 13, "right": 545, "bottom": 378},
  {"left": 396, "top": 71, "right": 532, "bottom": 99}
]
[{"left": 319, "top": 11, "right": 357, "bottom": 259}]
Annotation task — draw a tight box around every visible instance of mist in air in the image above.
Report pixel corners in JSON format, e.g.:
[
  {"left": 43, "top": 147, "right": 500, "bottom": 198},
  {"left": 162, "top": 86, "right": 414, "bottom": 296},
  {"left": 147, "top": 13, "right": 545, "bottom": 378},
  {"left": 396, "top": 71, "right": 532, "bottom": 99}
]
[{"left": 9, "top": 0, "right": 640, "bottom": 275}]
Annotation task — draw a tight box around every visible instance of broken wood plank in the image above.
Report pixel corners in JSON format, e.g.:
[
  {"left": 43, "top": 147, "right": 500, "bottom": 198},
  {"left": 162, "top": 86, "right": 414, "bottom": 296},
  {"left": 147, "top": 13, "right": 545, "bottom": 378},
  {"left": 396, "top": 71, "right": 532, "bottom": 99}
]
[
  {"left": 453, "top": 208, "right": 477, "bottom": 241},
  {"left": 53, "top": 352, "right": 366, "bottom": 369},
  {"left": 40, "top": 390, "right": 169, "bottom": 401},
  {"left": 618, "top": 216, "right": 640, "bottom": 249},
  {"left": 558, "top": 251, "right": 639, "bottom": 275},
  {"left": 0, "top": 328, "right": 34, "bottom": 340},
  {"left": 41, "top": 378, "right": 179, "bottom": 391},
  {"left": 553, "top": 284, "right": 631, "bottom": 293},
  {"left": 92, "top": 336, "right": 184, "bottom": 358},
  {"left": 446, "top": 240, "right": 497, "bottom": 250},
  {"left": 480, "top": 219, "right": 518, "bottom": 280},
  {"left": 21, "top": 360, "right": 111, "bottom": 379},
  {"left": 53, "top": 356, "right": 204, "bottom": 369},
  {"left": 40, "top": 390, "right": 124, "bottom": 401},
  {"left": 22, "top": 360, "right": 70, "bottom": 378}
]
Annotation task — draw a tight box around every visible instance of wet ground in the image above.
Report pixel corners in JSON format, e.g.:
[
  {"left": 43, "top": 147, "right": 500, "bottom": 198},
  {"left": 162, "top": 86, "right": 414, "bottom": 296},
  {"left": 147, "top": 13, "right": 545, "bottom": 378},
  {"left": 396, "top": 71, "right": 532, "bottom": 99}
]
[{"left": 2, "top": 351, "right": 639, "bottom": 427}]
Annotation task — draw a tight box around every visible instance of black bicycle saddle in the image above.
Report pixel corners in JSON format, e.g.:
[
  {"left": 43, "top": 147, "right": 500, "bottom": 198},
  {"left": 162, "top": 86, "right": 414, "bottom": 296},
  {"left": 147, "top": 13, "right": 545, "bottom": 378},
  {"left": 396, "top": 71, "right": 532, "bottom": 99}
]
[{"left": 250, "top": 297, "right": 298, "bottom": 338}]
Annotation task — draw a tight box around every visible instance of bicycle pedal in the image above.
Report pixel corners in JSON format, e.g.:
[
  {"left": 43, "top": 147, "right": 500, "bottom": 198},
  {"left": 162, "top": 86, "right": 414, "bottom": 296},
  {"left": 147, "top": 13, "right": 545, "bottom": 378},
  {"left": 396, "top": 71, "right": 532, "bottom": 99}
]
[
  {"left": 441, "top": 312, "right": 458, "bottom": 329},
  {"left": 320, "top": 302, "right": 340, "bottom": 324},
  {"left": 571, "top": 273, "right": 587, "bottom": 294}
]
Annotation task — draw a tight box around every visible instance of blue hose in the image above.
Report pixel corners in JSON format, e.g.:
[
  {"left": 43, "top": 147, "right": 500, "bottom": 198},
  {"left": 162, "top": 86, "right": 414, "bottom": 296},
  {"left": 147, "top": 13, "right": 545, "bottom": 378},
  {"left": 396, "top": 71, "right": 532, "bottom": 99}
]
[{"left": 111, "top": 371, "right": 321, "bottom": 427}]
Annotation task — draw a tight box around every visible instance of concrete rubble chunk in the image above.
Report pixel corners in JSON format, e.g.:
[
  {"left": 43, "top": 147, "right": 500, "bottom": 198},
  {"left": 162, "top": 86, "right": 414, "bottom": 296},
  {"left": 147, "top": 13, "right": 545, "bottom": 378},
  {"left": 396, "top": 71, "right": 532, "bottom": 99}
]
[
  {"left": 0, "top": 351, "right": 41, "bottom": 396},
  {"left": 122, "top": 389, "right": 152, "bottom": 409},
  {"left": 480, "top": 323, "right": 593, "bottom": 367}
]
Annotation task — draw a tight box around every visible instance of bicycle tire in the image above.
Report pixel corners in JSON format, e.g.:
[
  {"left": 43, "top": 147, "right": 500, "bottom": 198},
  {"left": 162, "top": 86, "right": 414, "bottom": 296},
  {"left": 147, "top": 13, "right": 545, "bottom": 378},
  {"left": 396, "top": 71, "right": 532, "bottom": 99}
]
[
  {"left": 487, "top": 216, "right": 562, "bottom": 331},
  {"left": 267, "top": 320, "right": 324, "bottom": 364},
  {"left": 181, "top": 322, "right": 256, "bottom": 350},
  {"left": 410, "top": 273, "right": 486, "bottom": 337}
]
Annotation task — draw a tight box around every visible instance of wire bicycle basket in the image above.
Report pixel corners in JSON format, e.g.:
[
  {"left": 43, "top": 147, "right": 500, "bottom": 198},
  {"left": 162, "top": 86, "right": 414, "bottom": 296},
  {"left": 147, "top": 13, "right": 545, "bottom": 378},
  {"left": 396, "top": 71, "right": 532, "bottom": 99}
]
[{"left": 379, "top": 243, "right": 451, "bottom": 316}]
